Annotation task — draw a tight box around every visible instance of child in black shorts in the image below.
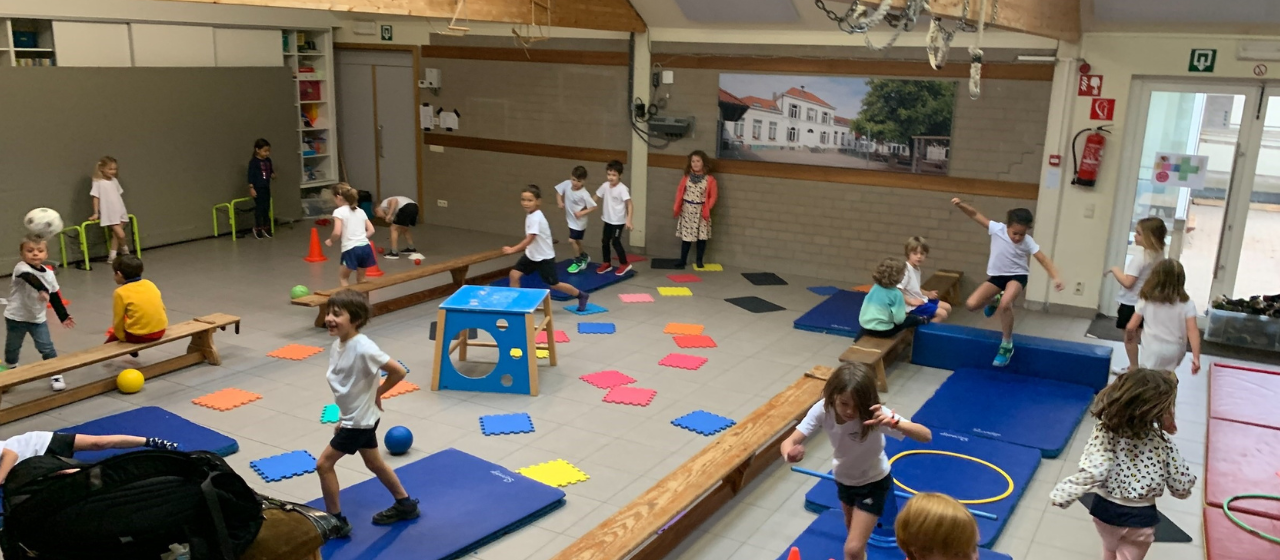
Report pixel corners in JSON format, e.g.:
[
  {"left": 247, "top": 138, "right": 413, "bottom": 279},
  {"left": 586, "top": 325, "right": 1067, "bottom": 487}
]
[
  {"left": 503, "top": 185, "right": 590, "bottom": 311},
  {"left": 0, "top": 431, "right": 178, "bottom": 483}
]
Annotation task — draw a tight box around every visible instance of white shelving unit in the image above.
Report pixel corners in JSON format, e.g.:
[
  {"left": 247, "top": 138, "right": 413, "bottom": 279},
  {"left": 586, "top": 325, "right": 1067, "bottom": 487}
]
[
  {"left": 1, "top": 18, "right": 57, "bottom": 66},
  {"left": 283, "top": 29, "right": 339, "bottom": 190}
]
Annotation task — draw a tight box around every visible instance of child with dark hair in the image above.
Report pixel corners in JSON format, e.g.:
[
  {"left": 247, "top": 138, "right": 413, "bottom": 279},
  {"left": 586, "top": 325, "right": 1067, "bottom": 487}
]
[
  {"left": 860, "top": 258, "right": 929, "bottom": 338},
  {"left": 4, "top": 237, "right": 74, "bottom": 391},
  {"left": 672, "top": 150, "right": 717, "bottom": 269},
  {"left": 106, "top": 255, "right": 167, "bottom": 358},
  {"left": 952, "top": 198, "right": 1065, "bottom": 367},
  {"left": 503, "top": 185, "right": 591, "bottom": 311},
  {"left": 553, "top": 166, "right": 596, "bottom": 273},
  {"left": 595, "top": 160, "right": 633, "bottom": 276},
  {"left": 247, "top": 138, "right": 275, "bottom": 239},
  {"left": 316, "top": 289, "right": 418, "bottom": 538}
]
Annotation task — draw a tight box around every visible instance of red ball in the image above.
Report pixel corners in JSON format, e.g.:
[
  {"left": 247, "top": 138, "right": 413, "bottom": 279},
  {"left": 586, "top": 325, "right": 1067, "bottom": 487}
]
[
  {"left": 377, "top": 247, "right": 385, "bottom": 254},
  {"left": 415, "top": 259, "right": 422, "bottom": 265}
]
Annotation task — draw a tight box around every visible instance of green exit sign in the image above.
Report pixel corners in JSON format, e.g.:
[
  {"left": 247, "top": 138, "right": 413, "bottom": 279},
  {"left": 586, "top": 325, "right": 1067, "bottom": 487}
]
[
  {"left": 1189, "top": 49, "right": 1216, "bottom": 73},
  {"left": 380, "top": 25, "right": 393, "bottom": 41}
]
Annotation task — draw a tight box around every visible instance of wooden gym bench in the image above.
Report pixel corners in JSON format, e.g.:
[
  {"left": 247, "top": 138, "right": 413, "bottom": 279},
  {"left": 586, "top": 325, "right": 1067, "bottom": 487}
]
[
  {"left": 841, "top": 270, "right": 961, "bottom": 391},
  {"left": 922, "top": 269, "right": 964, "bottom": 306},
  {"left": 291, "top": 248, "right": 514, "bottom": 328},
  {"left": 0, "top": 313, "right": 240, "bottom": 424},
  {"left": 549, "top": 366, "right": 832, "bottom": 560}
]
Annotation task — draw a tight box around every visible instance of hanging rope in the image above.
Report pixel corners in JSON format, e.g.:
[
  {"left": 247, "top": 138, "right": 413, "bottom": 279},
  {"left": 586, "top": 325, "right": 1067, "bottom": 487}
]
[
  {"left": 864, "top": 0, "right": 930, "bottom": 51},
  {"left": 968, "top": 0, "right": 990, "bottom": 100}
]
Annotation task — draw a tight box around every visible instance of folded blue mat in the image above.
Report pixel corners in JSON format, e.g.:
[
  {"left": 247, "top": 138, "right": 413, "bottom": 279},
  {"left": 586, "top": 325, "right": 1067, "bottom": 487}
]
[
  {"left": 803, "top": 429, "right": 1041, "bottom": 547},
  {"left": 309, "top": 448, "right": 565, "bottom": 560},
  {"left": 59, "top": 406, "right": 238, "bottom": 462},
  {"left": 911, "top": 368, "right": 1095, "bottom": 458},
  {"left": 776, "top": 509, "right": 1013, "bottom": 560},
  {"left": 491, "top": 259, "right": 635, "bottom": 300},
  {"left": 793, "top": 289, "right": 866, "bottom": 338},
  {"left": 912, "top": 322, "right": 1111, "bottom": 392}
]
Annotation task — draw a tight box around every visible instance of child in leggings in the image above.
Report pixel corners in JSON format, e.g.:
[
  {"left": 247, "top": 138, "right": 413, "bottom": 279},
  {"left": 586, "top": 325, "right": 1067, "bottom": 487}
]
[{"left": 594, "top": 160, "right": 633, "bottom": 276}]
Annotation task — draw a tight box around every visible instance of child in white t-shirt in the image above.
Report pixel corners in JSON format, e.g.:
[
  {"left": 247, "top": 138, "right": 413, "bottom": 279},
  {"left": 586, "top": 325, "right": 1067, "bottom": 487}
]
[
  {"left": 89, "top": 156, "right": 132, "bottom": 261},
  {"left": 0, "top": 431, "right": 178, "bottom": 483},
  {"left": 1107, "top": 217, "right": 1168, "bottom": 374},
  {"left": 5, "top": 237, "right": 75, "bottom": 391},
  {"left": 781, "top": 363, "right": 932, "bottom": 560},
  {"left": 316, "top": 289, "right": 418, "bottom": 538},
  {"left": 326, "top": 185, "right": 376, "bottom": 287},
  {"left": 952, "top": 199, "right": 1065, "bottom": 368},
  {"left": 553, "top": 166, "right": 596, "bottom": 274},
  {"left": 1126, "top": 258, "right": 1201, "bottom": 375},
  {"left": 898, "top": 236, "right": 951, "bottom": 322},
  {"left": 503, "top": 185, "right": 590, "bottom": 311},
  {"left": 594, "top": 160, "right": 633, "bottom": 276}
]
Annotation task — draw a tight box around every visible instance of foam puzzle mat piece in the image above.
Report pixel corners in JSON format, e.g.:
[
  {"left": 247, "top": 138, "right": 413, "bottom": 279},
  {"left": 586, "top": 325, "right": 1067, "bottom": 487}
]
[
  {"left": 320, "top": 404, "right": 339, "bottom": 424},
  {"left": 658, "top": 287, "right": 693, "bottom": 297},
  {"left": 618, "top": 293, "right": 655, "bottom": 303},
  {"left": 603, "top": 386, "right": 657, "bottom": 407},
  {"left": 578, "top": 322, "right": 616, "bottom": 334},
  {"left": 250, "top": 450, "right": 316, "bottom": 482},
  {"left": 660, "top": 353, "right": 709, "bottom": 371},
  {"left": 379, "top": 380, "right": 421, "bottom": 399},
  {"left": 518, "top": 459, "right": 589, "bottom": 487},
  {"left": 480, "top": 413, "right": 535, "bottom": 436},
  {"left": 580, "top": 370, "right": 636, "bottom": 389},
  {"left": 666, "top": 274, "right": 701, "bottom": 283},
  {"left": 564, "top": 303, "right": 608, "bottom": 316},
  {"left": 663, "top": 323, "right": 705, "bottom": 336},
  {"left": 535, "top": 330, "right": 570, "bottom": 344},
  {"left": 672, "top": 410, "right": 736, "bottom": 436},
  {"left": 649, "top": 258, "right": 684, "bottom": 270},
  {"left": 536, "top": 349, "right": 550, "bottom": 359},
  {"left": 673, "top": 335, "right": 717, "bottom": 349},
  {"left": 742, "top": 272, "right": 788, "bottom": 286},
  {"left": 694, "top": 263, "right": 723, "bottom": 271},
  {"left": 726, "top": 296, "right": 786, "bottom": 313},
  {"left": 267, "top": 344, "right": 325, "bottom": 361},
  {"left": 379, "top": 359, "right": 409, "bottom": 377},
  {"left": 808, "top": 286, "right": 840, "bottom": 296},
  {"left": 192, "top": 388, "right": 262, "bottom": 411}
]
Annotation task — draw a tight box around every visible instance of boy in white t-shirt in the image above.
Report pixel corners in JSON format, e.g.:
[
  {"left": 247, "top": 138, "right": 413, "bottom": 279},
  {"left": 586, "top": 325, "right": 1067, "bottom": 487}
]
[
  {"left": 5, "top": 236, "right": 76, "bottom": 391},
  {"left": 503, "top": 185, "right": 591, "bottom": 311},
  {"left": 897, "top": 236, "right": 951, "bottom": 323},
  {"left": 553, "top": 166, "right": 597, "bottom": 274},
  {"left": 952, "top": 199, "right": 1065, "bottom": 367},
  {"left": 0, "top": 431, "right": 179, "bottom": 483},
  {"left": 315, "top": 289, "right": 419, "bottom": 538},
  {"left": 594, "top": 160, "right": 633, "bottom": 276}
]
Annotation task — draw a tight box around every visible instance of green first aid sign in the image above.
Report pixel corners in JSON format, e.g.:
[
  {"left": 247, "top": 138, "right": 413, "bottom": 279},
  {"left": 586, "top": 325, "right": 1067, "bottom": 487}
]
[{"left": 1189, "top": 49, "right": 1216, "bottom": 73}]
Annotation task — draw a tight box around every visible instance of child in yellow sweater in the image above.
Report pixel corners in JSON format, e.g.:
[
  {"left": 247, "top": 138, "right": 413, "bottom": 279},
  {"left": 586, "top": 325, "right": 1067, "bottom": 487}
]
[{"left": 105, "top": 256, "right": 167, "bottom": 350}]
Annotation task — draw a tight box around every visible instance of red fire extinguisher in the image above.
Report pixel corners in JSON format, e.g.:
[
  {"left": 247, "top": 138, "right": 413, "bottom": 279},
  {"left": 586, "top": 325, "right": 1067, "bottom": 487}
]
[{"left": 1071, "top": 125, "right": 1111, "bottom": 187}]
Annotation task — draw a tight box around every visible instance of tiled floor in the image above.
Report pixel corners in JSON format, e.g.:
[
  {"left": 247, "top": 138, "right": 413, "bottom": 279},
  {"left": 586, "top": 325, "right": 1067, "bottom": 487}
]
[{"left": 1, "top": 222, "right": 1224, "bottom": 560}]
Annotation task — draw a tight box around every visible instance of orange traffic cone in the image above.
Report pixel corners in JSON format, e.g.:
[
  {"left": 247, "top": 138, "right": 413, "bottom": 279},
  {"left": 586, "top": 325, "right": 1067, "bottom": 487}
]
[
  {"left": 304, "top": 228, "right": 327, "bottom": 262},
  {"left": 365, "top": 242, "right": 385, "bottom": 277},
  {"left": 786, "top": 547, "right": 800, "bottom": 560}
]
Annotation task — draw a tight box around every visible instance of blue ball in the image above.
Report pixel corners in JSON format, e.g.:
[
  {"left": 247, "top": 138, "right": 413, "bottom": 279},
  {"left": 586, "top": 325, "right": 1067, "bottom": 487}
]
[{"left": 384, "top": 426, "right": 413, "bottom": 456}]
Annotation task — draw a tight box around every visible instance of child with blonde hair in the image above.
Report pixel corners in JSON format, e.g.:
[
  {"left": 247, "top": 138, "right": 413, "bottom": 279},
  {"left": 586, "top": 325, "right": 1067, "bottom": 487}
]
[
  {"left": 325, "top": 184, "right": 376, "bottom": 287},
  {"left": 898, "top": 237, "right": 951, "bottom": 322},
  {"left": 896, "top": 492, "right": 980, "bottom": 560},
  {"left": 89, "top": 156, "right": 131, "bottom": 261},
  {"left": 1127, "top": 258, "right": 1201, "bottom": 375},
  {"left": 860, "top": 258, "right": 929, "bottom": 338},
  {"left": 1108, "top": 217, "right": 1167, "bottom": 374}
]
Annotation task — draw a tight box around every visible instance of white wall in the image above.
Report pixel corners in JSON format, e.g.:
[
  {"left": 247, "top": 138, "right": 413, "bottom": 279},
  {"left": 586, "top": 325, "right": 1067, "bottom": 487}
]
[{"left": 0, "top": 0, "right": 338, "bottom": 28}]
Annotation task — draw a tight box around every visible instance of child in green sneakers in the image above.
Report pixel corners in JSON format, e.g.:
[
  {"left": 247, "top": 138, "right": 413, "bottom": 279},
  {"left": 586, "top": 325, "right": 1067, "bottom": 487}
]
[
  {"left": 952, "top": 198, "right": 1064, "bottom": 367},
  {"left": 554, "top": 166, "right": 596, "bottom": 273}
]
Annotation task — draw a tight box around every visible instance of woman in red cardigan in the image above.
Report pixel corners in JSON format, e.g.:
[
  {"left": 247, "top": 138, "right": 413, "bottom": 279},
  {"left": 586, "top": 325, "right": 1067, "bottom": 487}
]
[{"left": 673, "top": 150, "right": 718, "bottom": 269}]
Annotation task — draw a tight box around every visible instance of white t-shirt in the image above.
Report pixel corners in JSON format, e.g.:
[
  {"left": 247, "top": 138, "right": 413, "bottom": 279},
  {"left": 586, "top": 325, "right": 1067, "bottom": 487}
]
[
  {"left": 563, "top": 187, "right": 596, "bottom": 231},
  {"left": 332, "top": 205, "right": 371, "bottom": 253},
  {"left": 378, "top": 196, "right": 415, "bottom": 214},
  {"left": 1137, "top": 299, "right": 1196, "bottom": 370},
  {"left": 1, "top": 431, "right": 54, "bottom": 463},
  {"left": 596, "top": 182, "right": 631, "bottom": 225},
  {"left": 5, "top": 262, "right": 58, "bottom": 323},
  {"left": 90, "top": 178, "right": 129, "bottom": 226},
  {"left": 796, "top": 401, "right": 902, "bottom": 486},
  {"left": 327, "top": 334, "right": 392, "bottom": 429},
  {"left": 986, "top": 221, "right": 1041, "bottom": 276},
  {"left": 524, "top": 210, "right": 556, "bottom": 262},
  {"left": 897, "top": 263, "right": 925, "bottom": 310},
  {"left": 553, "top": 180, "right": 573, "bottom": 199},
  {"left": 1115, "top": 251, "right": 1157, "bottom": 306}
]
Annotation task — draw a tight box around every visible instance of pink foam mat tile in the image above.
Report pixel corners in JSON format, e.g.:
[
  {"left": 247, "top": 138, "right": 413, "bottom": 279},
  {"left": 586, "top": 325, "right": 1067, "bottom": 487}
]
[
  {"left": 580, "top": 370, "right": 637, "bottom": 389},
  {"left": 618, "top": 293, "right": 655, "bottom": 303},
  {"left": 666, "top": 274, "right": 702, "bottom": 283},
  {"left": 535, "top": 330, "right": 571, "bottom": 344},
  {"left": 659, "top": 353, "right": 709, "bottom": 371},
  {"left": 673, "top": 335, "right": 717, "bottom": 349},
  {"left": 602, "top": 386, "right": 657, "bottom": 407}
]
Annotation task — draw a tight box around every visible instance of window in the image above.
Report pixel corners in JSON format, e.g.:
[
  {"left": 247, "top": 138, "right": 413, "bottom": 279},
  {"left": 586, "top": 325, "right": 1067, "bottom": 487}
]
[
  {"left": 806, "top": 108, "right": 816, "bottom": 122},
  {"left": 733, "top": 121, "right": 744, "bottom": 137},
  {"left": 820, "top": 131, "right": 829, "bottom": 144},
  {"left": 752, "top": 119, "right": 762, "bottom": 140},
  {"left": 822, "top": 112, "right": 831, "bottom": 125},
  {"left": 768, "top": 122, "right": 777, "bottom": 140},
  {"left": 787, "top": 127, "right": 798, "bottom": 142},
  {"left": 789, "top": 104, "right": 800, "bottom": 118}
]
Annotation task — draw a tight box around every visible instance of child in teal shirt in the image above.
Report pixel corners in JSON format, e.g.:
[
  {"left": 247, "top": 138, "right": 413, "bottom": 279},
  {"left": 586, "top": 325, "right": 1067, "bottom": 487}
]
[{"left": 859, "top": 258, "right": 929, "bottom": 338}]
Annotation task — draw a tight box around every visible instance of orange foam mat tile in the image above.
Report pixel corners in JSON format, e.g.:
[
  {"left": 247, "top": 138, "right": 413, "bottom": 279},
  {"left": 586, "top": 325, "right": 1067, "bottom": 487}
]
[
  {"left": 380, "top": 380, "right": 421, "bottom": 399},
  {"left": 267, "top": 344, "right": 325, "bottom": 361},
  {"left": 663, "top": 323, "right": 705, "bottom": 336},
  {"left": 193, "top": 388, "right": 263, "bottom": 411}
]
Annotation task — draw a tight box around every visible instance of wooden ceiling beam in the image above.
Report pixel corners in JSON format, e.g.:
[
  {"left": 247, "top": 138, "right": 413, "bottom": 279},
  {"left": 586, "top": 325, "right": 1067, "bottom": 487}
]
[{"left": 861, "top": 0, "right": 1079, "bottom": 43}]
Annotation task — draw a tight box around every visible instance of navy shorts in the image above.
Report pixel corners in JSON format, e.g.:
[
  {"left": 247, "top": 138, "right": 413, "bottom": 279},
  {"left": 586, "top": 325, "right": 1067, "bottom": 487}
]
[
  {"left": 910, "top": 299, "right": 940, "bottom": 319},
  {"left": 986, "top": 274, "right": 1028, "bottom": 292},
  {"left": 835, "top": 473, "right": 894, "bottom": 516},
  {"left": 330, "top": 420, "right": 379, "bottom": 455},
  {"left": 568, "top": 228, "right": 585, "bottom": 241},
  {"left": 341, "top": 244, "right": 377, "bottom": 270}
]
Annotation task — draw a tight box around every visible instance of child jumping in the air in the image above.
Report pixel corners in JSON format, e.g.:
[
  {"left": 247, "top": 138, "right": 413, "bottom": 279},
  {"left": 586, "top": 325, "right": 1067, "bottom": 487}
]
[
  {"left": 595, "top": 160, "right": 633, "bottom": 276},
  {"left": 553, "top": 166, "right": 596, "bottom": 273},
  {"left": 0, "top": 431, "right": 179, "bottom": 483},
  {"left": 315, "top": 289, "right": 419, "bottom": 537},
  {"left": 1108, "top": 217, "right": 1167, "bottom": 374},
  {"left": 502, "top": 185, "right": 591, "bottom": 311},
  {"left": 1051, "top": 368, "right": 1196, "bottom": 560},
  {"left": 5, "top": 236, "right": 75, "bottom": 391},
  {"left": 1127, "top": 258, "right": 1201, "bottom": 375},
  {"left": 895, "top": 492, "right": 981, "bottom": 560},
  {"left": 860, "top": 258, "right": 929, "bottom": 338},
  {"left": 899, "top": 236, "right": 951, "bottom": 323},
  {"left": 326, "top": 185, "right": 376, "bottom": 287},
  {"left": 951, "top": 198, "right": 1064, "bottom": 367},
  {"left": 782, "top": 363, "right": 932, "bottom": 560}
]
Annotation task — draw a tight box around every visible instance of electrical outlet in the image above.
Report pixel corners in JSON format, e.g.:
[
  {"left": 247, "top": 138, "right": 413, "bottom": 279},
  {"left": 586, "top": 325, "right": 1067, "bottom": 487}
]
[
  {"left": 1074, "top": 282, "right": 1084, "bottom": 296},
  {"left": 1084, "top": 204, "right": 1095, "bottom": 219},
  {"left": 633, "top": 101, "right": 646, "bottom": 120},
  {"left": 437, "top": 200, "right": 448, "bottom": 208},
  {"left": 429, "top": 145, "right": 444, "bottom": 153}
]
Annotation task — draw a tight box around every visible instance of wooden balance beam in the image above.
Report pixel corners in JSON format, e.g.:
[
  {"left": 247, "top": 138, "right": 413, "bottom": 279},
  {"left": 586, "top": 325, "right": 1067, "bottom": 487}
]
[
  {"left": 0, "top": 313, "right": 240, "bottom": 424},
  {"left": 290, "top": 248, "right": 514, "bottom": 327},
  {"left": 549, "top": 366, "right": 832, "bottom": 560}
]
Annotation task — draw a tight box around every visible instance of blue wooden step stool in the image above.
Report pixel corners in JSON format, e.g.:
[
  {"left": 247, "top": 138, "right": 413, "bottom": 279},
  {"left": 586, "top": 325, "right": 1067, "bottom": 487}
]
[{"left": 430, "top": 285, "right": 556, "bottom": 396}]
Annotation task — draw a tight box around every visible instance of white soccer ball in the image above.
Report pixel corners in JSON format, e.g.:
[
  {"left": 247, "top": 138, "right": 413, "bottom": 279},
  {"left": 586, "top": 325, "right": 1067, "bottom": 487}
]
[{"left": 24, "top": 208, "right": 63, "bottom": 239}]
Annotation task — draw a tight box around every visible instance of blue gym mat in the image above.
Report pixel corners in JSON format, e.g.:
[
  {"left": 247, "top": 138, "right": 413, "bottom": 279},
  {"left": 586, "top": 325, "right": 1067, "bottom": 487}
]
[
  {"left": 912, "top": 323, "right": 1111, "bottom": 392},
  {"left": 802, "top": 430, "right": 1041, "bottom": 547},
  {"left": 309, "top": 448, "right": 565, "bottom": 560},
  {"left": 911, "top": 368, "right": 1095, "bottom": 458},
  {"left": 776, "top": 509, "right": 1013, "bottom": 560},
  {"left": 793, "top": 289, "right": 866, "bottom": 338},
  {"left": 59, "top": 406, "right": 238, "bottom": 462},
  {"left": 490, "top": 259, "right": 636, "bottom": 301}
]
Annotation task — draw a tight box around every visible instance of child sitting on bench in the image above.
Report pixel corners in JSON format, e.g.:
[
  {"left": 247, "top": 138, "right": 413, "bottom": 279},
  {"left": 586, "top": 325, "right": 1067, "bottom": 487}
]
[
  {"left": 860, "top": 258, "right": 929, "bottom": 339},
  {"left": 895, "top": 492, "right": 980, "bottom": 560},
  {"left": 0, "top": 431, "right": 178, "bottom": 483},
  {"left": 105, "top": 255, "right": 168, "bottom": 358},
  {"left": 898, "top": 237, "right": 951, "bottom": 323}
]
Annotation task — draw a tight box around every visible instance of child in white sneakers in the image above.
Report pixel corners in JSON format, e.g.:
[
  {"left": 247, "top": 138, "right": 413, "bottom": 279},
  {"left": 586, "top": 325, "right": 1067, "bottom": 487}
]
[
  {"left": 554, "top": 166, "right": 596, "bottom": 273},
  {"left": 4, "top": 236, "right": 75, "bottom": 391}
]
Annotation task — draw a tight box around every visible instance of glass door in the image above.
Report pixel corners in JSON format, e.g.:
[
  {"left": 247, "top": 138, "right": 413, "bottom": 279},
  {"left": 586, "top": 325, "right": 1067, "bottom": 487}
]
[{"left": 1229, "top": 92, "right": 1280, "bottom": 300}]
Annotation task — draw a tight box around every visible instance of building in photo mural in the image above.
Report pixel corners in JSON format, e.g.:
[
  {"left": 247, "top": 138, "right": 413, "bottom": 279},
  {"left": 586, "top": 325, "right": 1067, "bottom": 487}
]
[{"left": 717, "top": 74, "right": 956, "bottom": 175}]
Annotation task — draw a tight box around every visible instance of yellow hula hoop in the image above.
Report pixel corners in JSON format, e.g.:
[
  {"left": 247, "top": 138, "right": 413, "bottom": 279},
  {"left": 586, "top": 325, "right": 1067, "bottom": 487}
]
[{"left": 889, "top": 450, "right": 1014, "bottom": 504}]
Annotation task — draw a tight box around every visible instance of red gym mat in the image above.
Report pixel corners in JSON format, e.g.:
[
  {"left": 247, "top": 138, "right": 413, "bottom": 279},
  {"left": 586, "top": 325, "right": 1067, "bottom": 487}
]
[
  {"left": 1211, "top": 363, "right": 1280, "bottom": 429},
  {"left": 1204, "top": 506, "right": 1280, "bottom": 559},
  {"left": 1206, "top": 419, "right": 1280, "bottom": 521}
]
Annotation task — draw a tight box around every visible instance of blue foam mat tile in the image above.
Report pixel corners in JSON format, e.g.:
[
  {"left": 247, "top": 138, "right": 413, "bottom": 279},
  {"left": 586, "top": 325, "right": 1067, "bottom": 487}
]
[
  {"left": 59, "top": 406, "right": 239, "bottom": 462},
  {"left": 480, "top": 413, "right": 535, "bottom": 436},
  {"left": 250, "top": 450, "right": 316, "bottom": 483},
  {"left": 578, "top": 322, "right": 616, "bottom": 334},
  {"left": 912, "top": 368, "right": 1095, "bottom": 458},
  {"left": 309, "top": 448, "right": 566, "bottom": 560},
  {"left": 564, "top": 303, "right": 608, "bottom": 316},
  {"left": 912, "top": 322, "right": 1112, "bottom": 392},
  {"left": 793, "top": 290, "right": 866, "bottom": 338},
  {"left": 490, "top": 258, "right": 635, "bottom": 300},
  {"left": 807, "top": 286, "right": 840, "bottom": 296},
  {"left": 777, "top": 510, "right": 1012, "bottom": 560},
  {"left": 802, "top": 430, "right": 1041, "bottom": 547},
  {"left": 672, "top": 410, "right": 736, "bottom": 436}
]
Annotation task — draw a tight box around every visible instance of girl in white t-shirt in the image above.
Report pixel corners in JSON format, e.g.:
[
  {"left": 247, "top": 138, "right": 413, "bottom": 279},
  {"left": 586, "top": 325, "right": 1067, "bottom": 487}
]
[
  {"left": 1126, "top": 259, "right": 1201, "bottom": 375},
  {"left": 1107, "top": 217, "right": 1167, "bottom": 374},
  {"left": 89, "top": 156, "right": 131, "bottom": 261},
  {"left": 781, "top": 363, "right": 932, "bottom": 560},
  {"left": 325, "top": 185, "right": 376, "bottom": 287}
]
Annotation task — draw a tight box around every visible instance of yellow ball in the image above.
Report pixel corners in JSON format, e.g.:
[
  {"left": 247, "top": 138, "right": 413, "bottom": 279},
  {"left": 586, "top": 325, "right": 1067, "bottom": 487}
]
[{"left": 116, "top": 369, "right": 144, "bottom": 394}]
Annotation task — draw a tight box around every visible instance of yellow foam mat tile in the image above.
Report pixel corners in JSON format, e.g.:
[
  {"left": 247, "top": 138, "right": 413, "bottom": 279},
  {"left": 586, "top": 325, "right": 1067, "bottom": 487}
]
[
  {"left": 657, "top": 287, "right": 693, "bottom": 297},
  {"left": 518, "top": 459, "right": 589, "bottom": 487},
  {"left": 693, "top": 263, "right": 723, "bottom": 271}
]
